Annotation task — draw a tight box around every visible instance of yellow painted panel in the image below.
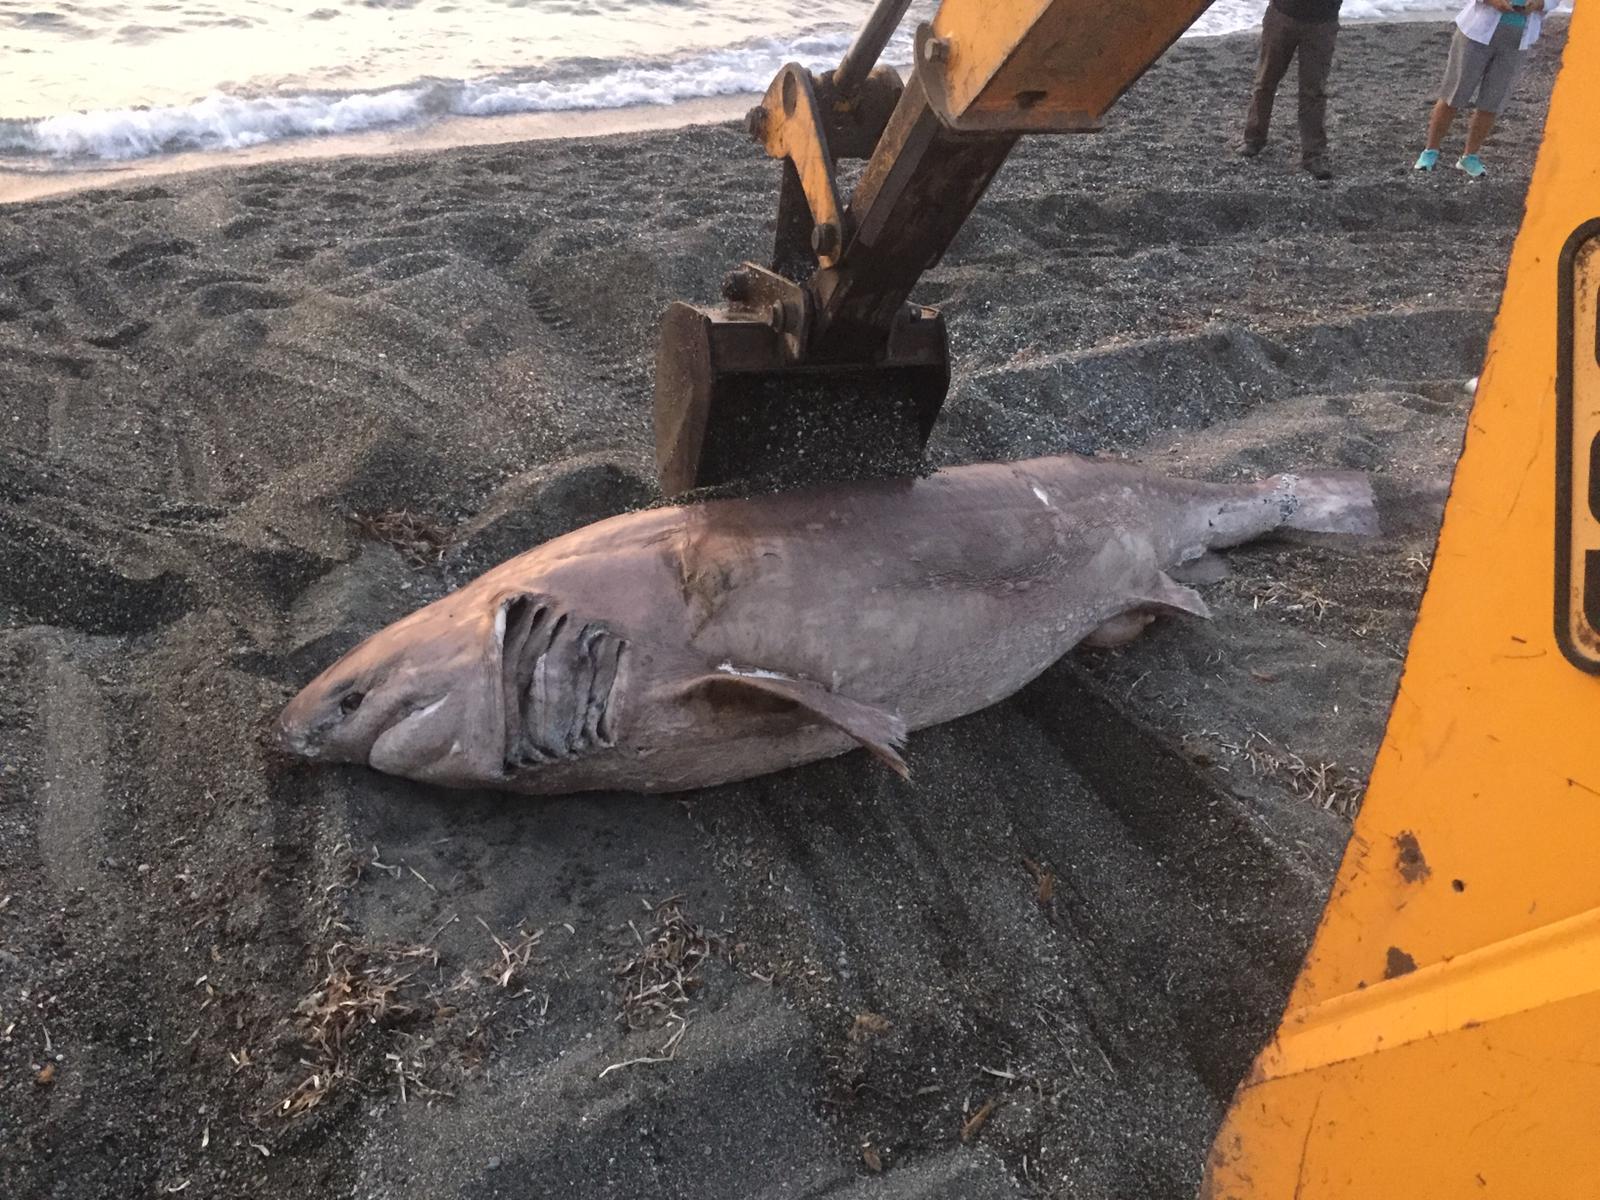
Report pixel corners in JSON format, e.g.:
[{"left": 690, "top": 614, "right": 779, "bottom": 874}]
[
  {"left": 930, "top": 0, "right": 1213, "bottom": 123},
  {"left": 931, "top": 0, "right": 1054, "bottom": 115},
  {"left": 1206, "top": 992, "right": 1600, "bottom": 1199},
  {"left": 1206, "top": 5, "right": 1600, "bottom": 1195},
  {"left": 1282, "top": 1, "right": 1600, "bottom": 1013},
  {"left": 1259, "top": 904, "right": 1600, "bottom": 1081}
]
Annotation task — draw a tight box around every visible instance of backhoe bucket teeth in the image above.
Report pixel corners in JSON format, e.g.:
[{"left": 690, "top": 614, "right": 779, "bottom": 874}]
[{"left": 652, "top": 299, "right": 949, "bottom": 496}]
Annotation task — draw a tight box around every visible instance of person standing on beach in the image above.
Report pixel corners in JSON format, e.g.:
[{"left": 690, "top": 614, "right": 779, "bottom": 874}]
[
  {"left": 1414, "top": 0, "right": 1546, "bottom": 178},
  {"left": 1240, "top": 0, "right": 1343, "bottom": 181}
]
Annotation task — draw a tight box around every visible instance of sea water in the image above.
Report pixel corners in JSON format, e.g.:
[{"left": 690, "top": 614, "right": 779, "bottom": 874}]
[{"left": 0, "top": 0, "right": 1472, "bottom": 172}]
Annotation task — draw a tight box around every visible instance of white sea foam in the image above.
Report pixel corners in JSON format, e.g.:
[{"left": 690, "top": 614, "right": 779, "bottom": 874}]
[
  {"left": 0, "top": 30, "right": 880, "bottom": 164},
  {"left": 0, "top": 1, "right": 1502, "bottom": 167},
  {"left": 3, "top": 88, "right": 437, "bottom": 162},
  {"left": 453, "top": 31, "right": 867, "bottom": 116}
]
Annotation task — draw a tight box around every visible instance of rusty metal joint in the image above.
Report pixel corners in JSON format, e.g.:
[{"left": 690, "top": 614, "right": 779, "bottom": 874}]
[
  {"left": 744, "top": 105, "right": 769, "bottom": 143},
  {"left": 753, "top": 64, "right": 851, "bottom": 269}
]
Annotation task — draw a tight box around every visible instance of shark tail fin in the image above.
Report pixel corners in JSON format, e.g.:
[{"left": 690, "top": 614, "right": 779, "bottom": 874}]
[{"left": 1272, "top": 471, "right": 1380, "bottom": 536}]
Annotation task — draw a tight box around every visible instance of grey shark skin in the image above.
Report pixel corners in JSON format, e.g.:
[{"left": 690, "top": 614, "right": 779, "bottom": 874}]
[{"left": 277, "top": 455, "right": 1375, "bottom": 795}]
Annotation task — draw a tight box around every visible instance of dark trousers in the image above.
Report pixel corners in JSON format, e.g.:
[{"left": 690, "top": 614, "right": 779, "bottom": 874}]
[{"left": 1244, "top": 5, "right": 1338, "bottom": 165}]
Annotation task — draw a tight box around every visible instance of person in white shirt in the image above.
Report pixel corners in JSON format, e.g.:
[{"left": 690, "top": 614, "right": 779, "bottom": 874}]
[{"left": 1413, "top": 0, "right": 1546, "bottom": 178}]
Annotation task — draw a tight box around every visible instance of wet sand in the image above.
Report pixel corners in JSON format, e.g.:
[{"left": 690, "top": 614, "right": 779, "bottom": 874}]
[
  {"left": 0, "top": 19, "right": 1566, "bottom": 1200},
  {"left": 0, "top": 95, "right": 753, "bottom": 205}
]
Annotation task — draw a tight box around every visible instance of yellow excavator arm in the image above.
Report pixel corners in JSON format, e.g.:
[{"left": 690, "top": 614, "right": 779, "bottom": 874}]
[{"left": 652, "top": 0, "right": 1216, "bottom": 495}]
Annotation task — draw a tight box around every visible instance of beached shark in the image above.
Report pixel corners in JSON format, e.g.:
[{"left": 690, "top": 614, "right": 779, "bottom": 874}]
[{"left": 276, "top": 455, "right": 1375, "bottom": 795}]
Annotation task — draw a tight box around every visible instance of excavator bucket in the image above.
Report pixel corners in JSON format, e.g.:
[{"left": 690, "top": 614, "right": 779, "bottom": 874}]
[{"left": 653, "top": 293, "right": 949, "bottom": 497}]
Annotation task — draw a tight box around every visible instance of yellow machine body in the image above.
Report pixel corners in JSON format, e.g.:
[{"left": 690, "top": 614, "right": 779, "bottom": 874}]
[{"left": 1203, "top": 7, "right": 1600, "bottom": 1195}]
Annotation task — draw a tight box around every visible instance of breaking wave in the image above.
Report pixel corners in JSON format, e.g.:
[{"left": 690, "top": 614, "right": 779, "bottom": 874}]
[{"left": 0, "top": 29, "right": 889, "bottom": 165}]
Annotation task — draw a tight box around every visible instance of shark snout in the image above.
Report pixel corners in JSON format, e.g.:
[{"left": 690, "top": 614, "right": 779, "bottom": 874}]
[
  {"left": 275, "top": 682, "right": 336, "bottom": 760},
  {"left": 275, "top": 715, "right": 321, "bottom": 759}
]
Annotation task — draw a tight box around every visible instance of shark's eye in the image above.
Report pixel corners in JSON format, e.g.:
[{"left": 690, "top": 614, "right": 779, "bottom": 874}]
[{"left": 339, "top": 690, "right": 366, "bottom": 715}]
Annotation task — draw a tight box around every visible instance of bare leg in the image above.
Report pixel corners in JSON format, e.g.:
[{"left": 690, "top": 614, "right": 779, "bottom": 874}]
[
  {"left": 1425, "top": 100, "right": 1456, "bottom": 151},
  {"left": 1464, "top": 108, "right": 1496, "bottom": 155}
]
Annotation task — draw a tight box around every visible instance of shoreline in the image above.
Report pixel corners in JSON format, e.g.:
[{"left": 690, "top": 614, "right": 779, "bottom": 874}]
[
  {"left": 0, "top": 11, "right": 1464, "bottom": 207},
  {"left": 0, "top": 93, "right": 755, "bottom": 204}
]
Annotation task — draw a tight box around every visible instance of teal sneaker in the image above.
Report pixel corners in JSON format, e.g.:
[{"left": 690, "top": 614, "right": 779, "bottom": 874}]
[
  {"left": 1456, "top": 153, "right": 1488, "bottom": 179},
  {"left": 1413, "top": 148, "right": 1440, "bottom": 171}
]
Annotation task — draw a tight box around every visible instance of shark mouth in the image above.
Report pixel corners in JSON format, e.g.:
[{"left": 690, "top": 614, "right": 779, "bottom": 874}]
[{"left": 498, "top": 594, "right": 627, "bottom": 772}]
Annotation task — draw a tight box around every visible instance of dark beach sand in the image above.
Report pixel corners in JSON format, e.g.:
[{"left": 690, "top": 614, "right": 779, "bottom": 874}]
[{"left": 0, "top": 20, "right": 1566, "bottom": 1200}]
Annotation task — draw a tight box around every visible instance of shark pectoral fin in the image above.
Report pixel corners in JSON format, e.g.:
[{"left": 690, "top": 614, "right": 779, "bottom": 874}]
[
  {"left": 677, "top": 673, "right": 911, "bottom": 780},
  {"left": 1141, "top": 570, "right": 1212, "bottom": 619},
  {"left": 1083, "top": 611, "right": 1158, "bottom": 649},
  {"left": 1086, "top": 571, "right": 1211, "bottom": 650}
]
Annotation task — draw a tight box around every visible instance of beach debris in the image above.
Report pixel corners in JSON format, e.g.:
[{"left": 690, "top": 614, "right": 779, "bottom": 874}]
[
  {"left": 276, "top": 942, "right": 435, "bottom": 1117},
  {"left": 849, "top": 1012, "right": 892, "bottom": 1043},
  {"left": 264, "top": 909, "right": 562, "bottom": 1118},
  {"left": 596, "top": 1019, "right": 688, "bottom": 1079},
  {"left": 1186, "top": 729, "right": 1366, "bottom": 818},
  {"left": 406, "top": 863, "right": 438, "bottom": 893},
  {"left": 350, "top": 509, "right": 451, "bottom": 567},
  {"left": 475, "top": 918, "right": 541, "bottom": 991},
  {"left": 600, "top": 897, "right": 723, "bottom": 1079},
  {"left": 425, "top": 913, "right": 459, "bottom": 943},
  {"left": 616, "top": 897, "right": 720, "bottom": 1029},
  {"left": 279, "top": 455, "right": 1377, "bottom": 797},
  {"left": 960, "top": 1097, "right": 997, "bottom": 1143},
  {"left": 1021, "top": 856, "right": 1055, "bottom": 907},
  {"left": 1250, "top": 578, "right": 1338, "bottom": 621}
]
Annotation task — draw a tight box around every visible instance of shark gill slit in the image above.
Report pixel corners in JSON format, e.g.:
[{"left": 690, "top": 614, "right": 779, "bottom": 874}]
[{"left": 505, "top": 608, "right": 625, "bottom": 770}]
